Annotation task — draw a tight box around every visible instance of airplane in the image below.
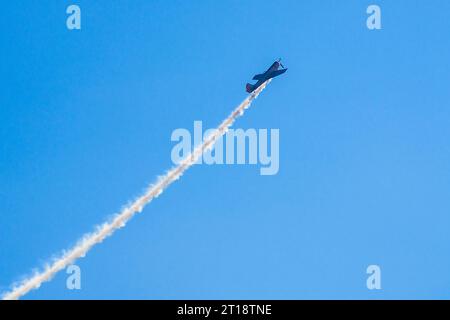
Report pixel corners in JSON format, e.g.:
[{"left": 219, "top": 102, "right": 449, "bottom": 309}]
[{"left": 246, "top": 59, "right": 287, "bottom": 93}]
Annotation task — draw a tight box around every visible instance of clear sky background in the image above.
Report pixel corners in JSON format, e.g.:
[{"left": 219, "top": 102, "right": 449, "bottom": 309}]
[{"left": 1, "top": 0, "right": 450, "bottom": 299}]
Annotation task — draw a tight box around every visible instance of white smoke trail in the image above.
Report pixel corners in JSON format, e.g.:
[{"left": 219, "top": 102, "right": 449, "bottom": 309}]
[{"left": 2, "top": 80, "right": 271, "bottom": 300}]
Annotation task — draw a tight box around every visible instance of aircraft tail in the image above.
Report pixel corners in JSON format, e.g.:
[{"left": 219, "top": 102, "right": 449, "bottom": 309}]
[{"left": 246, "top": 83, "right": 254, "bottom": 93}]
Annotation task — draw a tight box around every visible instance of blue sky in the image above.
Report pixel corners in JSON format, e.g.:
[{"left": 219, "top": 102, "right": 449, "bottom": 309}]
[{"left": 1, "top": 0, "right": 450, "bottom": 299}]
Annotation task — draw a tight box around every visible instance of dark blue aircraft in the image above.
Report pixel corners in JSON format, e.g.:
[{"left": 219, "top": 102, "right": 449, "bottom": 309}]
[{"left": 246, "top": 59, "right": 287, "bottom": 93}]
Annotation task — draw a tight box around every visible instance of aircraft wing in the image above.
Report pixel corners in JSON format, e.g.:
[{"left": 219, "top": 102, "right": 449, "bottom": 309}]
[
  {"left": 268, "top": 69, "right": 287, "bottom": 79},
  {"left": 252, "top": 73, "right": 266, "bottom": 81}
]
